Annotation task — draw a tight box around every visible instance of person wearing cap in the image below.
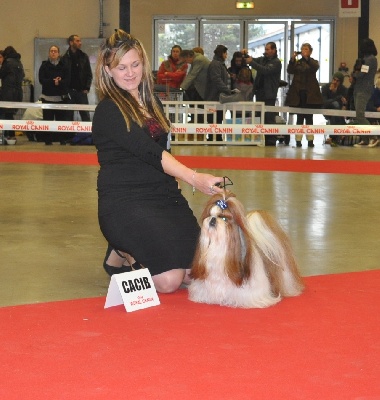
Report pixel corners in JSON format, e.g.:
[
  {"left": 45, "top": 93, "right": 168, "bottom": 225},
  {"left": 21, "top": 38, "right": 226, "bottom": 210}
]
[{"left": 321, "top": 71, "right": 348, "bottom": 146}]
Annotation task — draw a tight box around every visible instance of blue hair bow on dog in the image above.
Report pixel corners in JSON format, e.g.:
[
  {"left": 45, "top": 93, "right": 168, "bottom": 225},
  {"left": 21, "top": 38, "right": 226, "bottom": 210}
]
[{"left": 216, "top": 199, "right": 228, "bottom": 210}]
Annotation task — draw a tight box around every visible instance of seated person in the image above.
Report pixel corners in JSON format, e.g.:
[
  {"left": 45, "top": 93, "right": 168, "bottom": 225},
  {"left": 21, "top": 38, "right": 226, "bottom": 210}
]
[
  {"left": 321, "top": 72, "right": 348, "bottom": 145},
  {"left": 359, "top": 76, "right": 380, "bottom": 147}
]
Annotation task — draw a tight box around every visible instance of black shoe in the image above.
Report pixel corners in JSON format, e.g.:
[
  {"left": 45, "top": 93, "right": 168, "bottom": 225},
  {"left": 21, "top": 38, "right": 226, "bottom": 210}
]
[
  {"left": 45, "top": 142, "right": 53, "bottom": 145},
  {"left": 296, "top": 141, "right": 302, "bottom": 147},
  {"left": 103, "top": 244, "right": 132, "bottom": 276},
  {"left": 308, "top": 140, "right": 315, "bottom": 148}
]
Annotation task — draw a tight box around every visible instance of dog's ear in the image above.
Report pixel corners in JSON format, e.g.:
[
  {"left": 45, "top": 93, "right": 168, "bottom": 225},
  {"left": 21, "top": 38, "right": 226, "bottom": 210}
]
[
  {"left": 220, "top": 197, "right": 254, "bottom": 286},
  {"left": 190, "top": 243, "right": 208, "bottom": 280}
]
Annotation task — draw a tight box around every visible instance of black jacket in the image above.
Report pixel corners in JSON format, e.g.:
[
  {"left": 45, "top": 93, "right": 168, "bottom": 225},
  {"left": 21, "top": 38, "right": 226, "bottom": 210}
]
[
  {"left": 39, "top": 59, "right": 70, "bottom": 96},
  {"left": 61, "top": 48, "right": 93, "bottom": 92},
  {"left": 0, "top": 52, "right": 25, "bottom": 102},
  {"left": 249, "top": 55, "right": 282, "bottom": 100}
]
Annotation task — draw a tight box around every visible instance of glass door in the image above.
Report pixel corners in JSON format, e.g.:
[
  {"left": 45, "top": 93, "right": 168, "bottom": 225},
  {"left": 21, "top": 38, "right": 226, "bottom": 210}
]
[
  {"left": 200, "top": 20, "right": 243, "bottom": 64},
  {"left": 154, "top": 19, "right": 197, "bottom": 70}
]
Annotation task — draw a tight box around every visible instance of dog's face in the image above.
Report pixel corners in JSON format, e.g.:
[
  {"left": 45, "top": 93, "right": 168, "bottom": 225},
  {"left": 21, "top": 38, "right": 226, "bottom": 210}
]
[{"left": 191, "top": 192, "right": 253, "bottom": 286}]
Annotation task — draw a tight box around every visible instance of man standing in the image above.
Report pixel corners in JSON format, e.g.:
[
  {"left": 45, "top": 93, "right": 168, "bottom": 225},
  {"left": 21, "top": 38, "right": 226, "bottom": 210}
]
[
  {"left": 179, "top": 49, "right": 210, "bottom": 124},
  {"left": 244, "top": 42, "right": 282, "bottom": 145},
  {"left": 180, "top": 49, "right": 210, "bottom": 101},
  {"left": 62, "top": 34, "right": 93, "bottom": 121}
]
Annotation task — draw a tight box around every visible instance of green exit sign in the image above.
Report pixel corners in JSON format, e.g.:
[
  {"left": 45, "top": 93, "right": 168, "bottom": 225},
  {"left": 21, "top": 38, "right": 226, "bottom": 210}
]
[{"left": 236, "top": 2, "right": 254, "bottom": 8}]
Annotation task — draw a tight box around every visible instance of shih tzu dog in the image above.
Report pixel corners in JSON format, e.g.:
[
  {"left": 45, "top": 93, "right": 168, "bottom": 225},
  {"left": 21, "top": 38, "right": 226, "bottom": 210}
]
[{"left": 188, "top": 192, "right": 304, "bottom": 308}]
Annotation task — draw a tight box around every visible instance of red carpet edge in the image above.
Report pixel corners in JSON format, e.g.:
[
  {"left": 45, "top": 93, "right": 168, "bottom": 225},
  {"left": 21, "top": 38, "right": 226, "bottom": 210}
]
[{"left": 1, "top": 150, "right": 380, "bottom": 174}]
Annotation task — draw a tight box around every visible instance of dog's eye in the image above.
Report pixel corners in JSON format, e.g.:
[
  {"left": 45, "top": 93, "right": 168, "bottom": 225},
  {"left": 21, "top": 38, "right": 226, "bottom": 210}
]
[{"left": 219, "top": 216, "right": 228, "bottom": 222}]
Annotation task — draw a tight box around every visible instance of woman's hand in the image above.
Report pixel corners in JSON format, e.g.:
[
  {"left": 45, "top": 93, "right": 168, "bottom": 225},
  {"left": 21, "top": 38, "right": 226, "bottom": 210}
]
[
  {"left": 192, "top": 172, "right": 224, "bottom": 196},
  {"left": 161, "top": 151, "right": 224, "bottom": 196}
]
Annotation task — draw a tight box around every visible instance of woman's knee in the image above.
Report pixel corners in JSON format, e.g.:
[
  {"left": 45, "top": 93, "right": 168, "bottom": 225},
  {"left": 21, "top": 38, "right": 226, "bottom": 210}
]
[{"left": 152, "top": 269, "right": 186, "bottom": 293}]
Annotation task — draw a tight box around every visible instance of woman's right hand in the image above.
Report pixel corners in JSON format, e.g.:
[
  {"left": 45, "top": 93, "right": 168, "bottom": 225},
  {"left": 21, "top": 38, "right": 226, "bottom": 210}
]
[{"left": 193, "top": 172, "right": 224, "bottom": 196}]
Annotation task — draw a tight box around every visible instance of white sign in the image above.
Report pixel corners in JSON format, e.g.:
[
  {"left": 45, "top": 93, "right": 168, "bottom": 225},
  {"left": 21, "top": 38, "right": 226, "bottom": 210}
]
[{"left": 104, "top": 269, "right": 160, "bottom": 312}]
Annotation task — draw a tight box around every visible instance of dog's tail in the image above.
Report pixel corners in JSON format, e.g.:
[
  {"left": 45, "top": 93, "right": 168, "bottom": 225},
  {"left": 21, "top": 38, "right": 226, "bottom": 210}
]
[{"left": 246, "top": 210, "right": 304, "bottom": 297}]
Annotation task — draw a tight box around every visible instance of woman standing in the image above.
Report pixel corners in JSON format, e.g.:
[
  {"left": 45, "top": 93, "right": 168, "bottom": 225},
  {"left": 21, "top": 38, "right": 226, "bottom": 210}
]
[
  {"left": 285, "top": 43, "right": 323, "bottom": 148},
  {"left": 204, "top": 44, "right": 232, "bottom": 140},
  {"left": 92, "top": 30, "right": 224, "bottom": 293},
  {"left": 156, "top": 45, "right": 187, "bottom": 89},
  {"left": 38, "top": 45, "right": 70, "bottom": 145}
]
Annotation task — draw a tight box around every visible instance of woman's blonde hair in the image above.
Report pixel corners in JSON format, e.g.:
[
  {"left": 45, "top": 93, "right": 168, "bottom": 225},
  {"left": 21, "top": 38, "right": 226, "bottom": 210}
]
[{"left": 95, "top": 29, "right": 170, "bottom": 132}]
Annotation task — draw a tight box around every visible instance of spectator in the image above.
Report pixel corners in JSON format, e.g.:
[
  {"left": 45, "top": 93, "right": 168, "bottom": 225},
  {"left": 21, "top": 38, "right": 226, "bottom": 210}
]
[
  {"left": 180, "top": 49, "right": 210, "bottom": 101},
  {"left": 192, "top": 47, "right": 204, "bottom": 55},
  {"left": 345, "top": 72, "right": 356, "bottom": 119},
  {"left": 180, "top": 49, "right": 210, "bottom": 124},
  {"left": 234, "top": 67, "right": 254, "bottom": 101},
  {"left": 39, "top": 45, "right": 71, "bottom": 145},
  {"left": 359, "top": 75, "right": 380, "bottom": 147},
  {"left": 0, "top": 46, "right": 25, "bottom": 143},
  {"left": 91, "top": 29, "right": 223, "bottom": 292},
  {"left": 352, "top": 38, "right": 378, "bottom": 147},
  {"left": 157, "top": 45, "right": 187, "bottom": 89},
  {"left": 0, "top": 50, "right": 4, "bottom": 67},
  {"left": 204, "top": 44, "right": 232, "bottom": 140},
  {"left": 228, "top": 51, "right": 248, "bottom": 89},
  {"left": 321, "top": 71, "right": 348, "bottom": 146},
  {"left": 244, "top": 42, "right": 282, "bottom": 146},
  {"left": 285, "top": 43, "right": 323, "bottom": 148},
  {"left": 62, "top": 34, "right": 93, "bottom": 122}
]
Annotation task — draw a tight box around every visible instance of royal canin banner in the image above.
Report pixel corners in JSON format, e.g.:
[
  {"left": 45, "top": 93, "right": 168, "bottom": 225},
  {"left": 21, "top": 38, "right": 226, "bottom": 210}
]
[
  {"left": 339, "top": 0, "right": 361, "bottom": 18},
  {"left": 1, "top": 120, "right": 377, "bottom": 137}
]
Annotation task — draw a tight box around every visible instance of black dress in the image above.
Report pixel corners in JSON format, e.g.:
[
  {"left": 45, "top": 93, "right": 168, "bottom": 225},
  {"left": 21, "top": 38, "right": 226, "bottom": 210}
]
[{"left": 92, "top": 98, "right": 200, "bottom": 276}]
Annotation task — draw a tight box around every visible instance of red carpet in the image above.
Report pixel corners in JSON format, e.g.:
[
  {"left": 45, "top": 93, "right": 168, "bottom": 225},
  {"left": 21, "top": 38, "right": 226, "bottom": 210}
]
[
  {"left": 0, "top": 270, "right": 379, "bottom": 399},
  {"left": 1, "top": 150, "right": 380, "bottom": 174}
]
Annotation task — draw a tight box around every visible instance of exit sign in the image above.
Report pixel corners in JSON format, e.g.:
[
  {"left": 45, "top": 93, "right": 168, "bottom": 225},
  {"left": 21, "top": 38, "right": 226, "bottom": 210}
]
[
  {"left": 341, "top": 0, "right": 359, "bottom": 7},
  {"left": 236, "top": 2, "right": 254, "bottom": 9}
]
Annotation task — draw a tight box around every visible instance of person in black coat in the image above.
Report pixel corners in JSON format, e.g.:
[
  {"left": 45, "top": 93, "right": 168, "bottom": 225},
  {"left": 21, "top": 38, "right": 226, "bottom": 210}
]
[
  {"left": 0, "top": 46, "right": 25, "bottom": 141},
  {"left": 92, "top": 29, "right": 224, "bottom": 292},
  {"left": 61, "top": 35, "right": 93, "bottom": 121},
  {"left": 39, "top": 45, "right": 71, "bottom": 145}
]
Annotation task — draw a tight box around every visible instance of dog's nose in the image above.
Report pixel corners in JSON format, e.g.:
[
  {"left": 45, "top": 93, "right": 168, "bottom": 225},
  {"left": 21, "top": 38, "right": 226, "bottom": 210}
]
[{"left": 209, "top": 217, "right": 216, "bottom": 227}]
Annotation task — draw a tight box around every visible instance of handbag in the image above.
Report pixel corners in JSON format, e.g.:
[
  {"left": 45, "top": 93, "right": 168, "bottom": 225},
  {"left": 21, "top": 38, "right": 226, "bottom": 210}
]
[{"left": 219, "top": 90, "right": 245, "bottom": 104}]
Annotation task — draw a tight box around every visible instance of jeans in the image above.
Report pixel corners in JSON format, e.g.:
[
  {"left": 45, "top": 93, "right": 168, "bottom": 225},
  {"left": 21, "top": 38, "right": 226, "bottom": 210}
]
[{"left": 354, "top": 91, "right": 371, "bottom": 125}]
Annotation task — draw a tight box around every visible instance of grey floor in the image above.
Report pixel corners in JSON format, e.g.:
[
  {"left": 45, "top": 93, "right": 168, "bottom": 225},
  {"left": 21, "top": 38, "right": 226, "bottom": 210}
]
[{"left": 1, "top": 134, "right": 379, "bottom": 307}]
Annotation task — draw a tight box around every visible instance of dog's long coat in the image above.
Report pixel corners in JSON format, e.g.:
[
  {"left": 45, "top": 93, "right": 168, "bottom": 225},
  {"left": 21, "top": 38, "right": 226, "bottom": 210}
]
[{"left": 188, "top": 192, "right": 304, "bottom": 308}]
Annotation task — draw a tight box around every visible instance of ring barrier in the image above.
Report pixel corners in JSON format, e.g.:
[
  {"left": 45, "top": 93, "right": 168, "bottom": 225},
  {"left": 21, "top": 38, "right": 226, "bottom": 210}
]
[{"left": 1, "top": 101, "right": 380, "bottom": 146}]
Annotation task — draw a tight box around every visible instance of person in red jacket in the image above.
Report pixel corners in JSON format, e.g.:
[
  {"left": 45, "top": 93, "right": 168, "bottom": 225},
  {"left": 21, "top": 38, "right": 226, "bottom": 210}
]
[{"left": 157, "top": 45, "right": 187, "bottom": 89}]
